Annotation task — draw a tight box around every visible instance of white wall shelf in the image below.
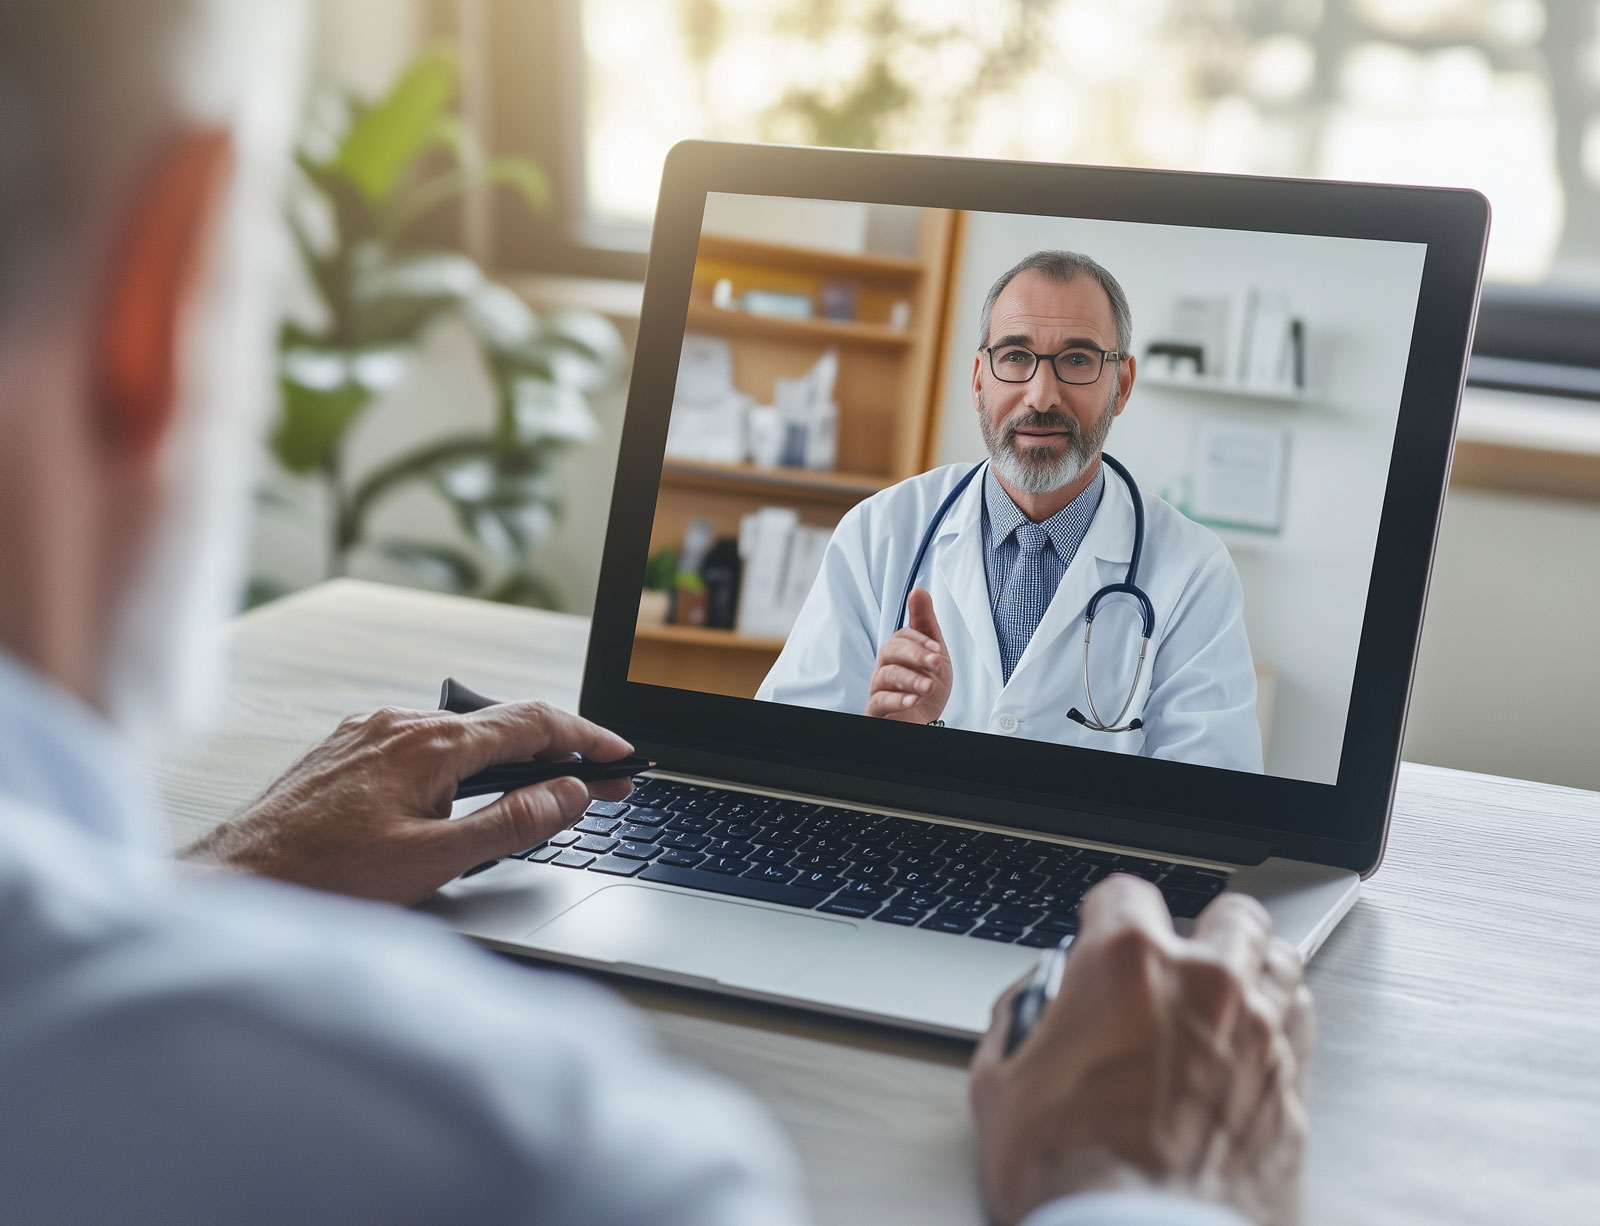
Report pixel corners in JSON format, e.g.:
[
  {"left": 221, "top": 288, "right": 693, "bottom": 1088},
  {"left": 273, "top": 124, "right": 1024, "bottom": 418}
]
[{"left": 1140, "top": 371, "right": 1310, "bottom": 405}]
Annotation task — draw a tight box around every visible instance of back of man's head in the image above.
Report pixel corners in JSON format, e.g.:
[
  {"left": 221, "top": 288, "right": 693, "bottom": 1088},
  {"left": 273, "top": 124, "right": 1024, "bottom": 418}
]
[{"left": 0, "top": 0, "right": 303, "bottom": 735}]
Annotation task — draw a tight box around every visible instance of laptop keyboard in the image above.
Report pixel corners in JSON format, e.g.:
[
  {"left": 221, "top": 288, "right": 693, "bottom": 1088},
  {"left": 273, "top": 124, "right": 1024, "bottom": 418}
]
[{"left": 511, "top": 777, "right": 1230, "bottom": 946}]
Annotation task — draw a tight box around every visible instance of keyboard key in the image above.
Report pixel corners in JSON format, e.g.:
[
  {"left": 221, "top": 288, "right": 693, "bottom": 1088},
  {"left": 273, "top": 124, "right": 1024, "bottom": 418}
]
[
  {"left": 553, "top": 850, "right": 595, "bottom": 869},
  {"left": 721, "top": 821, "right": 761, "bottom": 839},
  {"left": 1018, "top": 928, "right": 1066, "bottom": 948},
  {"left": 702, "top": 855, "right": 751, "bottom": 875},
  {"left": 1164, "top": 889, "right": 1215, "bottom": 919},
  {"left": 988, "top": 905, "right": 1044, "bottom": 927},
  {"left": 854, "top": 843, "right": 894, "bottom": 862},
  {"left": 972, "top": 924, "right": 1024, "bottom": 943},
  {"left": 793, "top": 851, "right": 847, "bottom": 872},
  {"left": 585, "top": 800, "right": 631, "bottom": 819},
  {"left": 613, "top": 840, "right": 661, "bottom": 861},
  {"left": 707, "top": 839, "right": 756, "bottom": 859},
  {"left": 658, "top": 831, "right": 709, "bottom": 852},
  {"left": 819, "top": 897, "right": 880, "bottom": 918},
  {"left": 744, "top": 863, "right": 798, "bottom": 885},
  {"left": 622, "top": 807, "right": 672, "bottom": 828},
  {"left": 1034, "top": 914, "right": 1079, "bottom": 935},
  {"left": 656, "top": 849, "right": 707, "bottom": 868},
  {"left": 638, "top": 863, "right": 823, "bottom": 909},
  {"left": 524, "top": 846, "right": 560, "bottom": 864},
  {"left": 575, "top": 835, "right": 618, "bottom": 854},
  {"left": 852, "top": 861, "right": 894, "bottom": 882},
  {"left": 589, "top": 855, "right": 646, "bottom": 877},
  {"left": 920, "top": 914, "right": 976, "bottom": 935},
  {"left": 940, "top": 898, "right": 990, "bottom": 918},
  {"left": 574, "top": 816, "right": 621, "bottom": 836},
  {"left": 944, "top": 877, "right": 990, "bottom": 899},
  {"left": 548, "top": 830, "right": 581, "bottom": 847},
  {"left": 759, "top": 829, "right": 805, "bottom": 849},
  {"left": 894, "top": 866, "right": 944, "bottom": 890},
  {"left": 899, "top": 890, "right": 946, "bottom": 911},
  {"left": 836, "top": 880, "right": 897, "bottom": 902},
  {"left": 873, "top": 907, "right": 925, "bottom": 926},
  {"left": 792, "top": 871, "right": 843, "bottom": 893},
  {"left": 668, "top": 813, "right": 717, "bottom": 834},
  {"left": 617, "top": 823, "right": 664, "bottom": 843},
  {"left": 753, "top": 846, "right": 794, "bottom": 865}
]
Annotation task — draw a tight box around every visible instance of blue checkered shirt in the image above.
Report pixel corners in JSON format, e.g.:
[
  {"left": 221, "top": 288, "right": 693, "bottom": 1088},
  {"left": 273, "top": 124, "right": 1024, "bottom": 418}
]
[{"left": 983, "top": 467, "right": 1105, "bottom": 684}]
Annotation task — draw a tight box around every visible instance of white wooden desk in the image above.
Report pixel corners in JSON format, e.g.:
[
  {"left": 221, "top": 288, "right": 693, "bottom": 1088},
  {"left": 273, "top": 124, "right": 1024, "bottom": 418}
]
[{"left": 152, "top": 579, "right": 1600, "bottom": 1226}]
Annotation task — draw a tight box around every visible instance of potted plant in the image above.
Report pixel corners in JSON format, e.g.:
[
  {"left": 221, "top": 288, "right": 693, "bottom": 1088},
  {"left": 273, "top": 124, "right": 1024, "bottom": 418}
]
[{"left": 261, "top": 44, "right": 623, "bottom": 607}]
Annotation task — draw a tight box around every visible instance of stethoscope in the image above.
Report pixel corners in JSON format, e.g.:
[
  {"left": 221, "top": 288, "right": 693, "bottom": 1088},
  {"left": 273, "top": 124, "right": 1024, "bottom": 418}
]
[{"left": 893, "top": 453, "right": 1156, "bottom": 733}]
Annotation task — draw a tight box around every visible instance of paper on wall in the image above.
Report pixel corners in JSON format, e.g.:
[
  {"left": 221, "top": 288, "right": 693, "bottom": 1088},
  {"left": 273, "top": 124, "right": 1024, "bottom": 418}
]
[{"left": 1190, "top": 421, "right": 1289, "bottom": 532}]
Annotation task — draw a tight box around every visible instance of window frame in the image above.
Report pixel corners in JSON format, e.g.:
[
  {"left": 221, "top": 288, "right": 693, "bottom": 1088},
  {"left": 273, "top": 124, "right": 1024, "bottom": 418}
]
[{"left": 480, "top": 1, "right": 1600, "bottom": 401}]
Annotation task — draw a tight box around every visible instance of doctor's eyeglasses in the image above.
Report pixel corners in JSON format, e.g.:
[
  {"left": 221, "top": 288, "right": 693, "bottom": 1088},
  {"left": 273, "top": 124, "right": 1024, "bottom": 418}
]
[{"left": 984, "top": 344, "right": 1125, "bottom": 385}]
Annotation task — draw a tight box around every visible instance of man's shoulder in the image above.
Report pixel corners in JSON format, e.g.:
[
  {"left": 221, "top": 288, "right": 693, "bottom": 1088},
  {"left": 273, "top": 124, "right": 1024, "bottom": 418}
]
[
  {"left": 849, "top": 462, "right": 980, "bottom": 525},
  {"left": 1139, "top": 488, "right": 1236, "bottom": 576}
]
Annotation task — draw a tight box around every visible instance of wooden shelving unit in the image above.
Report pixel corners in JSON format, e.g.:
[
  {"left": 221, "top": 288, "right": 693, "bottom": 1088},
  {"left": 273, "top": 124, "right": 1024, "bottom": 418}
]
[{"left": 629, "top": 213, "right": 962, "bottom": 700}]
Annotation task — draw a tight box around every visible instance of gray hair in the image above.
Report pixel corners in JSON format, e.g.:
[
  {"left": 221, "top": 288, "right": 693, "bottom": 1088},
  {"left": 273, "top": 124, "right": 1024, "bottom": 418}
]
[{"left": 976, "top": 250, "right": 1133, "bottom": 354}]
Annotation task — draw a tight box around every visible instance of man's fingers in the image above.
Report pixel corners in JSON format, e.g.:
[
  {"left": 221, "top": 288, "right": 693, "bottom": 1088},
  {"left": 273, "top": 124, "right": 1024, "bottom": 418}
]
[
  {"left": 1076, "top": 873, "right": 1176, "bottom": 947},
  {"left": 872, "top": 663, "right": 936, "bottom": 696},
  {"left": 447, "top": 775, "right": 592, "bottom": 863},
  {"left": 878, "top": 632, "right": 947, "bottom": 676},
  {"left": 453, "top": 701, "right": 634, "bottom": 778},
  {"left": 1190, "top": 892, "right": 1274, "bottom": 983},
  {"left": 907, "top": 588, "right": 946, "bottom": 646},
  {"left": 866, "top": 689, "right": 926, "bottom": 717}
]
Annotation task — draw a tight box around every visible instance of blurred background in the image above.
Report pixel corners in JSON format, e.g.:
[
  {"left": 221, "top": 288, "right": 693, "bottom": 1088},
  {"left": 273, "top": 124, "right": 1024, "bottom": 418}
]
[{"left": 266, "top": 0, "right": 1600, "bottom": 789}]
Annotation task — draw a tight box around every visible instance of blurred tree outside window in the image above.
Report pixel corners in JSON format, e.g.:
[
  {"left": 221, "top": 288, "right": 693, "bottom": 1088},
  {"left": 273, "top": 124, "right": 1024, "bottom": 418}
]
[{"left": 573, "top": 0, "right": 1597, "bottom": 289}]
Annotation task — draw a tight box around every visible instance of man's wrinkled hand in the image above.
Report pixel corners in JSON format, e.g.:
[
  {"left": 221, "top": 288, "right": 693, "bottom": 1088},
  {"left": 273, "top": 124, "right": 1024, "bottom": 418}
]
[
  {"left": 969, "top": 875, "right": 1314, "bottom": 1226},
  {"left": 181, "top": 701, "right": 635, "bottom": 905}
]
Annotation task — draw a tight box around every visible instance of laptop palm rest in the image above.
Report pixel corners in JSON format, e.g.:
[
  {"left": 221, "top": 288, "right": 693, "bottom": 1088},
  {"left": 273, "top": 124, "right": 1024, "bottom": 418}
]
[{"left": 527, "top": 885, "right": 858, "bottom": 986}]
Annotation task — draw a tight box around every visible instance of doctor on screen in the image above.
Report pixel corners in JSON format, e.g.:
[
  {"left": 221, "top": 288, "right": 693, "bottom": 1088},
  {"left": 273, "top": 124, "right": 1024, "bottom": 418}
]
[{"left": 757, "top": 250, "right": 1263, "bottom": 772}]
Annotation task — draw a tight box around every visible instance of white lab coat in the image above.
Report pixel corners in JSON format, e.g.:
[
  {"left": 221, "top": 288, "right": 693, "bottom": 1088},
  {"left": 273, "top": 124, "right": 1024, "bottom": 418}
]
[{"left": 758, "top": 462, "right": 1263, "bottom": 773}]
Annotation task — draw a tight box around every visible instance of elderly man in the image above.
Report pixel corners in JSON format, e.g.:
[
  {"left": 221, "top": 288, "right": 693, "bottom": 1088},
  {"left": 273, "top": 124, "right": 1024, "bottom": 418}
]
[
  {"left": 0, "top": 3, "right": 1310, "bottom": 1224},
  {"left": 760, "top": 251, "right": 1262, "bottom": 772}
]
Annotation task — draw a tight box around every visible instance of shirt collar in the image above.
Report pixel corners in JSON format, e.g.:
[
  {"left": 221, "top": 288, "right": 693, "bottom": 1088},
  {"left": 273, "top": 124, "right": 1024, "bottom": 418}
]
[
  {"left": 0, "top": 648, "right": 158, "bottom": 850},
  {"left": 983, "top": 465, "right": 1106, "bottom": 562}
]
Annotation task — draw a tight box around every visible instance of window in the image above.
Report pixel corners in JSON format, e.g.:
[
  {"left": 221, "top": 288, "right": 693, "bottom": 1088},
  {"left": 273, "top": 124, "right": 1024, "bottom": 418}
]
[{"left": 485, "top": 0, "right": 1600, "bottom": 390}]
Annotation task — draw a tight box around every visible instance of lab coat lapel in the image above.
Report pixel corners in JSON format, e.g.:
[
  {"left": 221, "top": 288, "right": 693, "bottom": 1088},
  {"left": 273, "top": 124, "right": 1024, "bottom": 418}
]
[
  {"left": 930, "top": 470, "right": 1004, "bottom": 692},
  {"left": 1005, "top": 466, "right": 1137, "bottom": 689}
]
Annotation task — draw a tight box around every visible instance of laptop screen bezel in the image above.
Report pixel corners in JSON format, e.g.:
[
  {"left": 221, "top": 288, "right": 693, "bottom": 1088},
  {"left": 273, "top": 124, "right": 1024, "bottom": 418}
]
[{"left": 580, "top": 140, "right": 1489, "bottom": 877}]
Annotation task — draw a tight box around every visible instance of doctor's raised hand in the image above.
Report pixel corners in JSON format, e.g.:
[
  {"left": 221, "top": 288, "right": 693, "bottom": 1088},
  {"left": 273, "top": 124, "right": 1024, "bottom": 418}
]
[{"left": 865, "top": 587, "right": 954, "bottom": 723}]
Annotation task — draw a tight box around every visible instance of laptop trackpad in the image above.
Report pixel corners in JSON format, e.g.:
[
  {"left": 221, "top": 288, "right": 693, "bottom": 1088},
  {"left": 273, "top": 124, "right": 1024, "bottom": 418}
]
[{"left": 526, "top": 885, "right": 857, "bottom": 986}]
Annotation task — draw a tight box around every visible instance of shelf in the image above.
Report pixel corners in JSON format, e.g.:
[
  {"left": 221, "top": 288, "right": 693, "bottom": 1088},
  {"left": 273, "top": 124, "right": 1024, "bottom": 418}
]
[
  {"left": 1141, "top": 373, "right": 1309, "bottom": 405},
  {"left": 661, "top": 458, "right": 888, "bottom": 501},
  {"left": 685, "top": 302, "right": 913, "bottom": 348},
  {"left": 634, "top": 623, "right": 786, "bottom": 653},
  {"left": 694, "top": 234, "right": 925, "bottom": 282}
]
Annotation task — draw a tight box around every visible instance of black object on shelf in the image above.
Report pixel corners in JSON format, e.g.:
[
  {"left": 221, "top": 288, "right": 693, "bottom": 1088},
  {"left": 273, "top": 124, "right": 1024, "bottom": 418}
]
[{"left": 701, "top": 537, "right": 744, "bottom": 630}]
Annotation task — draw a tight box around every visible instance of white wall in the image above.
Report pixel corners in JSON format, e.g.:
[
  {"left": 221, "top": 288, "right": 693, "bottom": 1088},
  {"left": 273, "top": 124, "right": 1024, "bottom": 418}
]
[{"left": 937, "top": 214, "right": 1428, "bottom": 784}]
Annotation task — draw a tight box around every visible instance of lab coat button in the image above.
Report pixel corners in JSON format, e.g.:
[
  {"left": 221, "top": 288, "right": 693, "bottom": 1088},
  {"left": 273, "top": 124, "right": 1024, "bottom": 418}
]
[{"left": 996, "top": 713, "right": 1019, "bottom": 734}]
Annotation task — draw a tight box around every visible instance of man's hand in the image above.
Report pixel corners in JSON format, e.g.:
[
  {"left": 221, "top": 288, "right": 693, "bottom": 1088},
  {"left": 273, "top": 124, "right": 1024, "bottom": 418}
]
[
  {"left": 969, "top": 876, "right": 1313, "bottom": 1226},
  {"left": 865, "top": 587, "right": 953, "bottom": 723},
  {"left": 181, "top": 702, "right": 635, "bottom": 906}
]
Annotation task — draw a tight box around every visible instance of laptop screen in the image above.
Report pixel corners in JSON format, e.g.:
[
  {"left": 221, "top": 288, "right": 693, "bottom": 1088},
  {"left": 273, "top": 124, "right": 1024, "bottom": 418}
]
[{"left": 623, "top": 191, "right": 1427, "bottom": 788}]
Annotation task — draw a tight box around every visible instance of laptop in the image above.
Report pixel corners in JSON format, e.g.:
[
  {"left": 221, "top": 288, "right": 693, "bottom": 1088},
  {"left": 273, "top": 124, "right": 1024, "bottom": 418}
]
[{"left": 425, "top": 142, "right": 1489, "bottom": 1039}]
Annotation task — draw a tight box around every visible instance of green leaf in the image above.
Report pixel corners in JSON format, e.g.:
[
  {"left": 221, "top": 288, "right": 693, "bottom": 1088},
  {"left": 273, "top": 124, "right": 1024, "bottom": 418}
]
[
  {"left": 380, "top": 156, "right": 550, "bottom": 243},
  {"left": 335, "top": 46, "right": 459, "bottom": 204},
  {"left": 376, "top": 540, "right": 483, "bottom": 592},
  {"left": 271, "top": 376, "right": 372, "bottom": 474}
]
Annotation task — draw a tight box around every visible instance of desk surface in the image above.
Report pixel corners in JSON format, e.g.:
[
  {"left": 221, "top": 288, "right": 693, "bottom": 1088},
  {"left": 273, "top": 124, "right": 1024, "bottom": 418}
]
[{"left": 152, "top": 579, "right": 1600, "bottom": 1226}]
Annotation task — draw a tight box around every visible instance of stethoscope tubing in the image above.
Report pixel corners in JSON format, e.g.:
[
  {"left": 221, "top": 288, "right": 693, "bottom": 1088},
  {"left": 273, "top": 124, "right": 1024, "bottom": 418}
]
[{"left": 893, "top": 453, "right": 1155, "bottom": 733}]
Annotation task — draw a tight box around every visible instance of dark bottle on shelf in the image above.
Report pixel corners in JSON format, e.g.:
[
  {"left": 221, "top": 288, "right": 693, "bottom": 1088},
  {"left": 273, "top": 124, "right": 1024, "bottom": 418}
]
[{"left": 701, "top": 537, "right": 744, "bottom": 630}]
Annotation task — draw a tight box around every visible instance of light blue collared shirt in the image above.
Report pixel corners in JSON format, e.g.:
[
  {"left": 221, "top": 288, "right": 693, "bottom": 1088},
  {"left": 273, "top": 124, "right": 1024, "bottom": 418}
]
[
  {"left": 0, "top": 647, "right": 1244, "bottom": 1226},
  {"left": 982, "top": 467, "right": 1105, "bottom": 682}
]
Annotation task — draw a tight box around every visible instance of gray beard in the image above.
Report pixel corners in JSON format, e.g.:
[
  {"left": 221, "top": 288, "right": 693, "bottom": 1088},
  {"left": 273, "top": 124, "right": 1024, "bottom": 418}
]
[{"left": 978, "top": 384, "right": 1117, "bottom": 495}]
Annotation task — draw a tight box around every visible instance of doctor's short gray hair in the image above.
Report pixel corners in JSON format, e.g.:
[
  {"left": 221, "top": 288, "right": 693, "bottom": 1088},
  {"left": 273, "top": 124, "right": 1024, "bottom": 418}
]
[{"left": 976, "top": 250, "right": 1133, "bottom": 355}]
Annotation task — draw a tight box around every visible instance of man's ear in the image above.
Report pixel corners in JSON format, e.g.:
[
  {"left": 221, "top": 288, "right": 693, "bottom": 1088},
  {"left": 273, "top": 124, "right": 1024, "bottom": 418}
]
[
  {"left": 971, "top": 351, "right": 984, "bottom": 410},
  {"left": 1112, "top": 353, "right": 1137, "bottom": 417},
  {"left": 96, "top": 129, "right": 234, "bottom": 457}
]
